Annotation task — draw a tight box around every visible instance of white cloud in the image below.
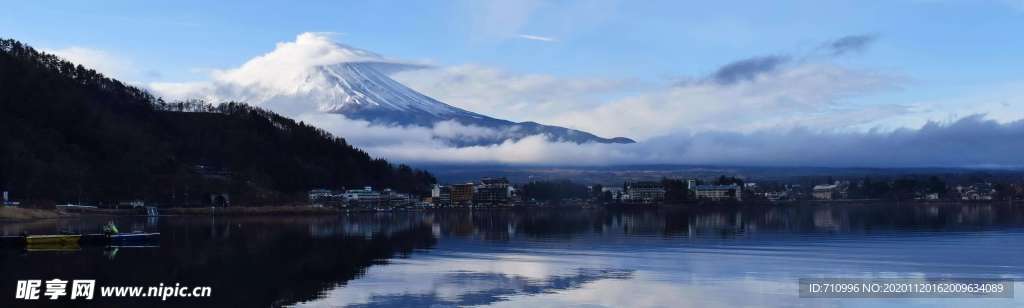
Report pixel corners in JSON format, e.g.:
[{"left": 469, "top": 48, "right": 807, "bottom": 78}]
[
  {"left": 289, "top": 110, "right": 1024, "bottom": 168},
  {"left": 890, "top": 80, "right": 1024, "bottom": 128},
  {"left": 351, "top": 115, "right": 1024, "bottom": 168},
  {"left": 399, "top": 53, "right": 906, "bottom": 141},
  {"left": 209, "top": 32, "right": 392, "bottom": 91},
  {"left": 392, "top": 64, "right": 628, "bottom": 123},
  {"left": 148, "top": 32, "right": 1024, "bottom": 167},
  {"left": 517, "top": 34, "right": 558, "bottom": 42},
  {"left": 419, "top": 61, "right": 902, "bottom": 140},
  {"left": 46, "top": 47, "right": 136, "bottom": 80},
  {"left": 150, "top": 33, "right": 427, "bottom": 117}
]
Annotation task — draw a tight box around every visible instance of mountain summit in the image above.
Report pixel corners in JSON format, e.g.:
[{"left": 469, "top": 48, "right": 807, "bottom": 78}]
[{"left": 155, "top": 33, "right": 635, "bottom": 146}]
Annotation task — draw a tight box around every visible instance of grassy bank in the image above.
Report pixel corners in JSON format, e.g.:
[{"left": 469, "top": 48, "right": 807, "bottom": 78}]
[{"left": 0, "top": 207, "right": 68, "bottom": 220}]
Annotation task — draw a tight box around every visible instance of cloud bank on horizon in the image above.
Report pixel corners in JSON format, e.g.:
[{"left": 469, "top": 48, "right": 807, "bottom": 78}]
[{"left": 149, "top": 32, "right": 1024, "bottom": 168}]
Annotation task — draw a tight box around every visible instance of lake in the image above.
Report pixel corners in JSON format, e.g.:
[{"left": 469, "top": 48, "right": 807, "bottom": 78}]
[{"left": 2, "top": 203, "right": 1023, "bottom": 307}]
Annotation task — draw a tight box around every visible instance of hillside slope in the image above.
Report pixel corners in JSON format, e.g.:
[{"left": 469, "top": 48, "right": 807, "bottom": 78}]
[{"left": 0, "top": 38, "right": 434, "bottom": 206}]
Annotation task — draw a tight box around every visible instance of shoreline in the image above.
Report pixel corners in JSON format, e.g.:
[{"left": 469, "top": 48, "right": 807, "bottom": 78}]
[
  {"left": 3, "top": 200, "right": 1018, "bottom": 221},
  {"left": 0, "top": 207, "right": 76, "bottom": 221}
]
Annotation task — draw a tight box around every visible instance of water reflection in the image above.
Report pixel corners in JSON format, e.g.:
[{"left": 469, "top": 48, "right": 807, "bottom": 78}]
[
  {"left": 422, "top": 204, "right": 1024, "bottom": 241},
  {"left": 0, "top": 204, "right": 1022, "bottom": 307},
  {"left": 313, "top": 268, "right": 633, "bottom": 308},
  {"left": 1, "top": 216, "right": 437, "bottom": 307}
]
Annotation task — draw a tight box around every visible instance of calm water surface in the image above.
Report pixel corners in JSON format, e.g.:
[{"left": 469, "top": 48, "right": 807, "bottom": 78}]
[{"left": 2, "top": 204, "right": 1023, "bottom": 307}]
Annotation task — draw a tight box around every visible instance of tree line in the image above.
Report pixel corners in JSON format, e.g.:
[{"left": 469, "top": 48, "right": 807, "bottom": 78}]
[{"left": 0, "top": 38, "right": 435, "bottom": 207}]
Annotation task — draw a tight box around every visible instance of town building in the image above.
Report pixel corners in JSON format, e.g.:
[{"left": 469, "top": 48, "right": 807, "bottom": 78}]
[
  {"left": 380, "top": 189, "right": 413, "bottom": 207},
  {"left": 601, "top": 186, "right": 623, "bottom": 201},
  {"left": 308, "top": 189, "right": 352, "bottom": 206},
  {"left": 623, "top": 181, "right": 665, "bottom": 204},
  {"left": 694, "top": 184, "right": 742, "bottom": 201},
  {"left": 474, "top": 177, "right": 513, "bottom": 206},
  {"left": 450, "top": 183, "right": 475, "bottom": 206},
  {"left": 958, "top": 183, "right": 996, "bottom": 201},
  {"left": 117, "top": 200, "right": 146, "bottom": 209},
  {"left": 308, "top": 189, "right": 335, "bottom": 202},
  {"left": 344, "top": 186, "right": 382, "bottom": 207},
  {"left": 763, "top": 191, "right": 788, "bottom": 202},
  {"left": 812, "top": 182, "right": 849, "bottom": 200},
  {"left": 437, "top": 186, "right": 453, "bottom": 206}
]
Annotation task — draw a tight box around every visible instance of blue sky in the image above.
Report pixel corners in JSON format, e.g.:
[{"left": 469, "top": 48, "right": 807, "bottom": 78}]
[
  {"left": 5, "top": 0, "right": 1022, "bottom": 84},
  {"left": 3, "top": 0, "right": 1024, "bottom": 166}
]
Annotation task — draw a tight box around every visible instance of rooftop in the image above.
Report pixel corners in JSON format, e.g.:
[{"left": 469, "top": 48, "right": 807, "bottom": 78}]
[{"left": 694, "top": 184, "right": 739, "bottom": 190}]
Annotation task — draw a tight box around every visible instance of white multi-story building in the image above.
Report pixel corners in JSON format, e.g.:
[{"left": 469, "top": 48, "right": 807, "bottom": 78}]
[
  {"left": 344, "top": 186, "right": 382, "bottom": 206},
  {"left": 812, "top": 182, "right": 849, "bottom": 200},
  {"left": 623, "top": 181, "right": 665, "bottom": 204},
  {"left": 764, "top": 191, "right": 788, "bottom": 202},
  {"left": 694, "top": 184, "right": 742, "bottom": 201}
]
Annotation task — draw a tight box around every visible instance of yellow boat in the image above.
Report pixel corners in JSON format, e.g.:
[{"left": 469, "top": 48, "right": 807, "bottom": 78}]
[
  {"left": 25, "top": 234, "right": 81, "bottom": 245},
  {"left": 26, "top": 242, "right": 81, "bottom": 252}
]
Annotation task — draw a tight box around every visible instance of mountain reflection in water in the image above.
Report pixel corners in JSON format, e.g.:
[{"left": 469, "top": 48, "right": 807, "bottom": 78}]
[{"left": 1, "top": 203, "right": 1022, "bottom": 307}]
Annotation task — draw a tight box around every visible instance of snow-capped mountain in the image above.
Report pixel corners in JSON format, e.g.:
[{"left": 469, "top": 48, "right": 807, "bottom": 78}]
[
  {"left": 305, "top": 61, "right": 634, "bottom": 145},
  {"left": 154, "top": 33, "right": 635, "bottom": 146}
]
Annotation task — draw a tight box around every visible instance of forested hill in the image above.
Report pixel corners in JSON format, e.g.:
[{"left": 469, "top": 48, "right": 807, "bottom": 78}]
[{"left": 0, "top": 38, "right": 435, "bottom": 206}]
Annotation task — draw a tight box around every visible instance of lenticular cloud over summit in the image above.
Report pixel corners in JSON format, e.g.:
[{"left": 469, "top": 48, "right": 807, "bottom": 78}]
[
  {"left": 151, "top": 33, "right": 1024, "bottom": 168},
  {"left": 154, "top": 33, "right": 427, "bottom": 116}
]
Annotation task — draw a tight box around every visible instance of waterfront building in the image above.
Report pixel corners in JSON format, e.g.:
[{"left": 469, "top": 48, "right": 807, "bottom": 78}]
[
  {"left": 602, "top": 186, "right": 624, "bottom": 197},
  {"left": 381, "top": 189, "right": 413, "bottom": 207},
  {"left": 958, "top": 183, "right": 996, "bottom": 201},
  {"left": 450, "top": 183, "right": 475, "bottom": 206},
  {"left": 694, "top": 184, "right": 742, "bottom": 201},
  {"left": 474, "top": 177, "right": 512, "bottom": 206},
  {"left": 117, "top": 200, "right": 146, "bottom": 208},
  {"left": 344, "top": 186, "right": 382, "bottom": 207},
  {"left": 309, "top": 188, "right": 362, "bottom": 207},
  {"left": 764, "top": 191, "right": 788, "bottom": 202},
  {"left": 812, "top": 182, "right": 849, "bottom": 200},
  {"left": 437, "top": 186, "right": 453, "bottom": 206},
  {"left": 308, "top": 189, "right": 335, "bottom": 202},
  {"left": 623, "top": 181, "right": 666, "bottom": 204}
]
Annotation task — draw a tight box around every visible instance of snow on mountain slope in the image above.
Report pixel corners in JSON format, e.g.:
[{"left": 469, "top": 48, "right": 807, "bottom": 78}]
[
  {"left": 153, "top": 33, "right": 635, "bottom": 146},
  {"left": 310, "top": 62, "right": 471, "bottom": 117}
]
